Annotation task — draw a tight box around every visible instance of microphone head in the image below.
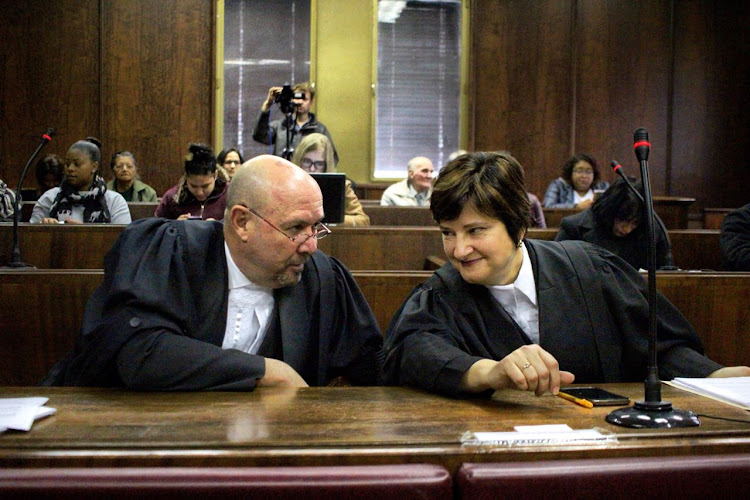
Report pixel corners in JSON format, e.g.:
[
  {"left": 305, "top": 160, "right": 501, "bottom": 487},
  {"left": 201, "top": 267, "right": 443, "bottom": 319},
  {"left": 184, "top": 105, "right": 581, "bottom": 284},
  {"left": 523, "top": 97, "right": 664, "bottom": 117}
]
[
  {"left": 633, "top": 127, "right": 650, "bottom": 162},
  {"left": 611, "top": 160, "right": 622, "bottom": 172},
  {"left": 42, "top": 128, "right": 56, "bottom": 142}
]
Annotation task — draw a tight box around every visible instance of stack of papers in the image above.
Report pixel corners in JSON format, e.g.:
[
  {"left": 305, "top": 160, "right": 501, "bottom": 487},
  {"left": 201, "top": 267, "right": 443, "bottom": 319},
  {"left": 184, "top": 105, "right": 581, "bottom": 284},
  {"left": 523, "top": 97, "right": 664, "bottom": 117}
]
[
  {"left": 666, "top": 377, "right": 750, "bottom": 410},
  {"left": 0, "top": 397, "right": 57, "bottom": 433}
]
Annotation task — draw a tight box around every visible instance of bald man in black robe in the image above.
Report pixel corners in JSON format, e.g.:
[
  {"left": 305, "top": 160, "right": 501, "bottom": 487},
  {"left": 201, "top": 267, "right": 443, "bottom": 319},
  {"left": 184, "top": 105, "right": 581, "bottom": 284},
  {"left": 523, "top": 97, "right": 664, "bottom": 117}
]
[{"left": 46, "top": 156, "right": 381, "bottom": 390}]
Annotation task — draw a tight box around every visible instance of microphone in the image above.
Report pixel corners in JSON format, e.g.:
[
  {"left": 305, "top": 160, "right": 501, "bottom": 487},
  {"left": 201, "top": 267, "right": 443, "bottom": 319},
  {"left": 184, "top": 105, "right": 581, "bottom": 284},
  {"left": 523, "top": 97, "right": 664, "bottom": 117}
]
[
  {"left": 633, "top": 127, "right": 650, "bottom": 162},
  {"left": 606, "top": 128, "right": 699, "bottom": 429},
  {"left": 610, "top": 160, "right": 645, "bottom": 203},
  {"left": 2, "top": 128, "right": 56, "bottom": 269}
]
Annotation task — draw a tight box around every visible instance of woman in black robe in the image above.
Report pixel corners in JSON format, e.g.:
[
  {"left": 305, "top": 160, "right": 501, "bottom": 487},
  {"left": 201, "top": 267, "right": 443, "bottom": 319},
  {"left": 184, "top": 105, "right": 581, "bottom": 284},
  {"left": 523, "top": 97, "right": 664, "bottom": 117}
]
[{"left": 383, "top": 151, "right": 749, "bottom": 398}]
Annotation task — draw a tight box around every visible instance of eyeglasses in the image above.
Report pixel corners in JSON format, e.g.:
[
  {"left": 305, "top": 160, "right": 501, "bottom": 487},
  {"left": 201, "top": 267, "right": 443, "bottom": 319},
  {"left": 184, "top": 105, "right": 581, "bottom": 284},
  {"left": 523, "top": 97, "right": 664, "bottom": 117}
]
[
  {"left": 244, "top": 205, "right": 331, "bottom": 244},
  {"left": 300, "top": 158, "right": 327, "bottom": 172},
  {"left": 572, "top": 168, "right": 594, "bottom": 175}
]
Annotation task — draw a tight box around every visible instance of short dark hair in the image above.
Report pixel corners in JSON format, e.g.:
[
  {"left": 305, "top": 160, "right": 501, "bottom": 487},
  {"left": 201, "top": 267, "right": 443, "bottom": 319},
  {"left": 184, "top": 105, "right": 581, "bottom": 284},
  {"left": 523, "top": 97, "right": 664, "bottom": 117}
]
[
  {"left": 35, "top": 153, "right": 64, "bottom": 186},
  {"left": 184, "top": 143, "right": 216, "bottom": 176},
  {"left": 591, "top": 177, "right": 643, "bottom": 230},
  {"left": 217, "top": 148, "right": 244, "bottom": 166},
  {"left": 431, "top": 151, "right": 530, "bottom": 244},
  {"left": 562, "top": 153, "right": 601, "bottom": 185}
]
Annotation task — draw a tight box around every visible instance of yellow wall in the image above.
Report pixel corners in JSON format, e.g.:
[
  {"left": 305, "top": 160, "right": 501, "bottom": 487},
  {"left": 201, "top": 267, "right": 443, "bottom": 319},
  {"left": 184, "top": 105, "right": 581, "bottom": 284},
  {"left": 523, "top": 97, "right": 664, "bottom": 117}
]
[{"left": 312, "top": 0, "right": 375, "bottom": 183}]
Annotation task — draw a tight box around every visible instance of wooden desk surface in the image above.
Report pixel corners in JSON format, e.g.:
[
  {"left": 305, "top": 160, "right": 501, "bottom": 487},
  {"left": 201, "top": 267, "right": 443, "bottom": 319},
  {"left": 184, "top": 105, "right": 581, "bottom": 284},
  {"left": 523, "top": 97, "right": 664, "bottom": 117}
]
[{"left": 1, "top": 385, "right": 748, "bottom": 472}]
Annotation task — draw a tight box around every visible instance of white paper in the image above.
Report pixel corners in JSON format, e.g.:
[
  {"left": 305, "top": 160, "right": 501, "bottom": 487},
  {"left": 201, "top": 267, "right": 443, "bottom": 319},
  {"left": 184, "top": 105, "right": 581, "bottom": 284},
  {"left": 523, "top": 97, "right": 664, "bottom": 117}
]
[
  {"left": 0, "top": 397, "right": 52, "bottom": 432},
  {"left": 466, "top": 429, "right": 610, "bottom": 446},
  {"left": 666, "top": 377, "right": 750, "bottom": 410}
]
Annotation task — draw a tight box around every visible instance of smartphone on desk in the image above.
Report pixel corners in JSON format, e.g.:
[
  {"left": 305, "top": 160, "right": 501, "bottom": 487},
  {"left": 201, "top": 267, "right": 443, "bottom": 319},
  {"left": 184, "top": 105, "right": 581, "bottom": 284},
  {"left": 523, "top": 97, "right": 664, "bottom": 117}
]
[
  {"left": 559, "top": 387, "right": 630, "bottom": 406},
  {"left": 187, "top": 215, "right": 202, "bottom": 220}
]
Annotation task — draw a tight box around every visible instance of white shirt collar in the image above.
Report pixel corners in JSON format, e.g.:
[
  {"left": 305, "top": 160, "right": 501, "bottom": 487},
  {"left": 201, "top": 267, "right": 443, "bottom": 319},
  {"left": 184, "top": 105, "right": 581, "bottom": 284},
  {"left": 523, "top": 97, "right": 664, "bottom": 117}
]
[
  {"left": 487, "top": 242, "right": 536, "bottom": 304},
  {"left": 224, "top": 242, "right": 255, "bottom": 290}
]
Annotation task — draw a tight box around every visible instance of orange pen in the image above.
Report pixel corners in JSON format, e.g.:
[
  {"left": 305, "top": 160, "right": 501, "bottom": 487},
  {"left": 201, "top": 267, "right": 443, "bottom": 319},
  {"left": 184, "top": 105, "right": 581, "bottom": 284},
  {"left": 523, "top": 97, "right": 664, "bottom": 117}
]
[{"left": 557, "top": 392, "right": 594, "bottom": 408}]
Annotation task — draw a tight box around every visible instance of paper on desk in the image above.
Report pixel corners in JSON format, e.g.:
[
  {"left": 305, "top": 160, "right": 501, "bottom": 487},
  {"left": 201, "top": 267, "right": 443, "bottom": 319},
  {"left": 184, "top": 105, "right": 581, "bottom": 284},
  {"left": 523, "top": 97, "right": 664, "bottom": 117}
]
[
  {"left": 0, "top": 397, "right": 57, "bottom": 432},
  {"left": 463, "top": 426, "right": 614, "bottom": 447},
  {"left": 665, "top": 377, "right": 750, "bottom": 411}
]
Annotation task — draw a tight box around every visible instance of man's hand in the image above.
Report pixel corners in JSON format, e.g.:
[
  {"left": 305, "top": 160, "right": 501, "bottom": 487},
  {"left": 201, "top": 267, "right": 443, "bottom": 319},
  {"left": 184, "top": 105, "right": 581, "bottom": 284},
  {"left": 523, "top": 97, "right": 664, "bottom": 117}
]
[
  {"left": 257, "top": 358, "right": 309, "bottom": 387},
  {"left": 459, "top": 345, "right": 575, "bottom": 396},
  {"left": 261, "top": 86, "right": 283, "bottom": 112}
]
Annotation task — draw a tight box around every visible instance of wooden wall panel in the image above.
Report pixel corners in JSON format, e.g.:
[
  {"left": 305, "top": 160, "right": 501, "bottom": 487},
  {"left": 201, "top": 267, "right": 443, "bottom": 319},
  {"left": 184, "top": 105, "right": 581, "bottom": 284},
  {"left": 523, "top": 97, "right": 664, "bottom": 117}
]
[
  {"left": 470, "top": 0, "right": 575, "bottom": 198},
  {"left": 0, "top": 0, "right": 100, "bottom": 185},
  {"left": 671, "top": 0, "right": 750, "bottom": 209},
  {"left": 574, "top": 0, "right": 672, "bottom": 193},
  {"left": 100, "top": 0, "right": 214, "bottom": 195}
]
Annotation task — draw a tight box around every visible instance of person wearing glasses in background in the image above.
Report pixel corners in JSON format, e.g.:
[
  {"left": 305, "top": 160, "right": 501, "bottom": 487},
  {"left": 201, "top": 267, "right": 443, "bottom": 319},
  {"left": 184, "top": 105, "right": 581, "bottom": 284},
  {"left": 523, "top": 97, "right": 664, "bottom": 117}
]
[
  {"left": 292, "top": 133, "right": 369, "bottom": 226},
  {"left": 43, "top": 154, "right": 382, "bottom": 390},
  {"left": 543, "top": 153, "right": 609, "bottom": 210},
  {"left": 217, "top": 148, "right": 244, "bottom": 180},
  {"left": 107, "top": 151, "right": 158, "bottom": 202}
]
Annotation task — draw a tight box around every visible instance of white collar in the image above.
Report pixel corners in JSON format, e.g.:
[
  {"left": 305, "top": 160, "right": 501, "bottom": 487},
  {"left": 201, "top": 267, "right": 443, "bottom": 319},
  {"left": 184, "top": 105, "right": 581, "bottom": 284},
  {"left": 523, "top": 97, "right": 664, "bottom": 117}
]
[
  {"left": 487, "top": 241, "right": 537, "bottom": 305},
  {"left": 224, "top": 242, "right": 267, "bottom": 292}
]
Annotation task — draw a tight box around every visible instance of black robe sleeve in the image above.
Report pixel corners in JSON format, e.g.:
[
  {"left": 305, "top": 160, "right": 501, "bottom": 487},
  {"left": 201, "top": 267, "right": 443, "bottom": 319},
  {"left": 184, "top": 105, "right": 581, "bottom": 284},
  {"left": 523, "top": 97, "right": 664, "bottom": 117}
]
[
  {"left": 721, "top": 203, "right": 750, "bottom": 271},
  {"left": 60, "top": 218, "right": 266, "bottom": 390},
  {"left": 383, "top": 239, "right": 721, "bottom": 398}
]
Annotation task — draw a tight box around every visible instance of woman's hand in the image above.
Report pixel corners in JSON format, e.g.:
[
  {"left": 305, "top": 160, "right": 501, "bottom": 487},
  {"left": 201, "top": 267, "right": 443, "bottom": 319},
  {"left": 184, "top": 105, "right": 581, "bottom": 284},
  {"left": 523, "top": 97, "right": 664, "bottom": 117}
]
[
  {"left": 707, "top": 366, "right": 750, "bottom": 378},
  {"left": 574, "top": 198, "right": 594, "bottom": 210},
  {"left": 177, "top": 213, "right": 193, "bottom": 221},
  {"left": 460, "top": 345, "right": 575, "bottom": 396},
  {"left": 40, "top": 217, "right": 60, "bottom": 224}
]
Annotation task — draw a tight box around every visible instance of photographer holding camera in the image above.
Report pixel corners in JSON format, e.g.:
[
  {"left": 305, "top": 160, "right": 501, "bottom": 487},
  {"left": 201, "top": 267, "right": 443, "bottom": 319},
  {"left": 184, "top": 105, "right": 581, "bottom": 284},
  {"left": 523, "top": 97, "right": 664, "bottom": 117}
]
[{"left": 253, "top": 82, "right": 338, "bottom": 164}]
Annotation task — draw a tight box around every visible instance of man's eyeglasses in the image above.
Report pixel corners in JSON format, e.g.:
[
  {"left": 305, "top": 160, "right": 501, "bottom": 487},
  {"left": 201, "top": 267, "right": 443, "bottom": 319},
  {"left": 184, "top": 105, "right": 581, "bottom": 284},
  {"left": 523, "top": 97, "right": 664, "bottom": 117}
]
[
  {"left": 244, "top": 205, "right": 331, "bottom": 244},
  {"left": 300, "top": 158, "right": 327, "bottom": 172}
]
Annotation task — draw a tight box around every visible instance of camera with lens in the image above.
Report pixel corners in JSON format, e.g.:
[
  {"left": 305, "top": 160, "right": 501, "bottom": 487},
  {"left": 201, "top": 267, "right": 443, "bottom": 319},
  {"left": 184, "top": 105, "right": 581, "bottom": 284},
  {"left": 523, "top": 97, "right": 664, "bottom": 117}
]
[{"left": 275, "top": 84, "right": 305, "bottom": 114}]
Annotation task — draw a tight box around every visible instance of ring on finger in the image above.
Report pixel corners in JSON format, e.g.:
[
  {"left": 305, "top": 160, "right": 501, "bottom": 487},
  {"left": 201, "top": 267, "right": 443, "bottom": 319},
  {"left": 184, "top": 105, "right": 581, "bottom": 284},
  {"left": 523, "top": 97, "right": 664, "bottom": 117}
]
[{"left": 522, "top": 362, "right": 531, "bottom": 370}]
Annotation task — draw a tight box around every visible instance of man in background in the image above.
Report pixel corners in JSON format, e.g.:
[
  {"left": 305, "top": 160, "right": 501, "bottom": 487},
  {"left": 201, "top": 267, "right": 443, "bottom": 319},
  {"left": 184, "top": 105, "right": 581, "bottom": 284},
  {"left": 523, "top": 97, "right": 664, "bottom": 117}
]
[
  {"left": 253, "top": 82, "right": 338, "bottom": 164},
  {"left": 380, "top": 156, "right": 434, "bottom": 206}
]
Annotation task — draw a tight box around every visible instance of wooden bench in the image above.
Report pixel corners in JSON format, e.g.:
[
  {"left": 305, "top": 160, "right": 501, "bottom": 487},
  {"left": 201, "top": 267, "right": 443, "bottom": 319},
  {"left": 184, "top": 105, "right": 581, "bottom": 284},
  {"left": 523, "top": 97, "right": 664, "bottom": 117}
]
[
  {"left": 18, "top": 201, "right": 159, "bottom": 222},
  {"left": 1, "top": 269, "right": 748, "bottom": 386},
  {"left": 702, "top": 207, "right": 735, "bottom": 229}
]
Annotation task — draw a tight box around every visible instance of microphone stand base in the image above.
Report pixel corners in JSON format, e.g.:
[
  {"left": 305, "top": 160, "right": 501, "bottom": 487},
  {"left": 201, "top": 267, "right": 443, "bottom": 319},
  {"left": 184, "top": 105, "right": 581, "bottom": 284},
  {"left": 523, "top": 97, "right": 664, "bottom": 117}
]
[{"left": 606, "top": 400, "right": 700, "bottom": 428}]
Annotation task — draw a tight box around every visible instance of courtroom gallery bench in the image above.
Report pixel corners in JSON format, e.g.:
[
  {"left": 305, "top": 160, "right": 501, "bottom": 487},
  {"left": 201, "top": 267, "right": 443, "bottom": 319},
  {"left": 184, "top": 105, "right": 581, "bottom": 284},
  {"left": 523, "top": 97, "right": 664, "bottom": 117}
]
[
  {"left": 1, "top": 269, "right": 748, "bottom": 386},
  {"left": 0, "top": 223, "right": 723, "bottom": 271}
]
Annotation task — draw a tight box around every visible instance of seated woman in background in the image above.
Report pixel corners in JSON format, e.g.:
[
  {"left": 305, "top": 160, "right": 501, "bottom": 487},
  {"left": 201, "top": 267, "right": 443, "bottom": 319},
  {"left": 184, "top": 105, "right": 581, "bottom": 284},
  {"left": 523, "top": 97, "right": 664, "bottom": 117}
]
[
  {"left": 555, "top": 177, "right": 674, "bottom": 270},
  {"left": 107, "top": 151, "right": 158, "bottom": 202},
  {"left": 383, "top": 151, "right": 747, "bottom": 398},
  {"left": 30, "top": 138, "right": 131, "bottom": 224},
  {"left": 543, "top": 153, "right": 609, "bottom": 209},
  {"left": 33, "top": 153, "right": 64, "bottom": 200},
  {"left": 291, "top": 133, "right": 369, "bottom": 226},
  {"left": 1, "top": 179, "right": 17, "bottom": 221},
  {"left": 154, "top": 143, "right": 228, "bottom": 220},
  {"left": 217, "top": 148, "right": 244, "bottom": 180}
]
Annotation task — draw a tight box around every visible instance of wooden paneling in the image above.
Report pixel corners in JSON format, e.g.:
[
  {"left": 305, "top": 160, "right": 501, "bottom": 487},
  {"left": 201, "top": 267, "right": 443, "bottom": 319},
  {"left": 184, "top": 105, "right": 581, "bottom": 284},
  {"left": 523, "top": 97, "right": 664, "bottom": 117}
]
[
  {"left": 0, "top": 0, "right": 100, "bottom": 182},
  {"left": 471, "top": 0, "right": 575, "bottom": 196},
  {"left": 671, "top": 1, "right": 750, "bottom": 209},
  {"left": 575, "top": 0, "right": 672, "bottom": 194},
  {"left": 0, "top": 0, "right": 214, "bottom": 197},
  {"left": 2, "top": 269, "right": 748, "bottom": 387},
  {"left": 100, "top": 0, "right": 214, "bottom": 195}
]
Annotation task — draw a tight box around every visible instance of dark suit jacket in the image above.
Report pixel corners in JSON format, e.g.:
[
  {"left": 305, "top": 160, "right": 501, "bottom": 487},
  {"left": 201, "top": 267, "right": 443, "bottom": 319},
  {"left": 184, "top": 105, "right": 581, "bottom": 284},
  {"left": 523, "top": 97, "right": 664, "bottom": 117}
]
[{"left": 383, "top": 239, "right": 719, "bottom": 397}]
